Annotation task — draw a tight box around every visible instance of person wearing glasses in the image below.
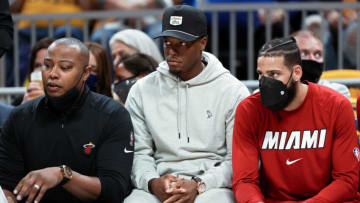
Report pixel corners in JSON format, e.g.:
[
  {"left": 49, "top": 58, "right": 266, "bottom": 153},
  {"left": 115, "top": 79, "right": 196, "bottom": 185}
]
[
  {"left": 124, "top": 5, "right": 250, "bottom": 203},
  {"left": 232, "top": 36, "right": 359, "bottom": 202}
]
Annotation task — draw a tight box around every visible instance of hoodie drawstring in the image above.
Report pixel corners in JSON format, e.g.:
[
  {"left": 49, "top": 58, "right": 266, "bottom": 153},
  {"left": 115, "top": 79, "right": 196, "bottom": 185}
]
[
  {"left": 177, "top": 80, "right": 190, "bottom": 143},
  {"left": 185, "top": 84, "right": 190, "bottom": 143},
  {"left": 177, "top": 78, "right": 181, "bottom": 139}
]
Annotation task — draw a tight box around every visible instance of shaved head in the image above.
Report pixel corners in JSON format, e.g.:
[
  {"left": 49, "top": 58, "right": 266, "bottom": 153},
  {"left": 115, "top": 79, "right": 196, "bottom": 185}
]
[{"left": 48, "top": 37, "right": 89, "bottom": 68}]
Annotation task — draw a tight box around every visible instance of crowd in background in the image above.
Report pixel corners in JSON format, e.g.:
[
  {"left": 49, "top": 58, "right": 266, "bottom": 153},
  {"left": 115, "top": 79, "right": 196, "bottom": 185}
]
[{"left": 0, "top": 1, "right": 359, "bottom": 203}]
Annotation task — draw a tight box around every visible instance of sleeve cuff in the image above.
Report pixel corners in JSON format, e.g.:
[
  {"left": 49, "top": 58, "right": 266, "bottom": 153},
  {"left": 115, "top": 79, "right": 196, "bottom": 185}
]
[
  {"left": 200, "top": 174, "right": 218, "bottom": 191},
  {"left": 138, "top": 172, "right": 160, "bottom": 192}
]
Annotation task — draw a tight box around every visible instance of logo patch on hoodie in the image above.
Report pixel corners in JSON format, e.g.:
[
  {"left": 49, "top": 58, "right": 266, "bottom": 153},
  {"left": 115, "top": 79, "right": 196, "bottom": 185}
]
[{"left": 206, "top": 110, "right": 213, "bottom": 119}]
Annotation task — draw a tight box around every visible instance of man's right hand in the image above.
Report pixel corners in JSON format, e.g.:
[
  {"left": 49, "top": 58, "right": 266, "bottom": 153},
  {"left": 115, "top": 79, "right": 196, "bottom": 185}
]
[{"left": 150, "top": 174, "right": 180, "bottom": 202}]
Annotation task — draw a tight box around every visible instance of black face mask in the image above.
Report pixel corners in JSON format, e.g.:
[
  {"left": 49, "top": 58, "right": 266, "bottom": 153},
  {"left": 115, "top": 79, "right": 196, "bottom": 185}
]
[
  {"left": 259, "top": 75, "right": 297, "bottom": 111},
  {"left": 301, "top": 60, "right": 323, "bottom": 83},
  {"left": 45, "top": 71, "right": 85, "bottom": 112}
]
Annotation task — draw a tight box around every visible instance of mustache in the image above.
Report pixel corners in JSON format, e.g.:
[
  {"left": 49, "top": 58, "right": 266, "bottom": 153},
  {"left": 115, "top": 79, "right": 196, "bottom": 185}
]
[{"left": 166, "top": 56, "right": 181, "bottom": 62}]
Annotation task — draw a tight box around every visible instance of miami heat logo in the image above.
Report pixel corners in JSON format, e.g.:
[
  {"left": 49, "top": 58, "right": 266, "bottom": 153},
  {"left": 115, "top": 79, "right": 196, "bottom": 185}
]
[{"left": 83, "top": 142, "right": 95, "bottom": 155}]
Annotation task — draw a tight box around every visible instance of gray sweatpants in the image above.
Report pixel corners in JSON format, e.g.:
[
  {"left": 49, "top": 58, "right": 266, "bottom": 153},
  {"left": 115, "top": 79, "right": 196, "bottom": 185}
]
[{"left": 124, "top": 188, "right": 236, "bottom": 203}]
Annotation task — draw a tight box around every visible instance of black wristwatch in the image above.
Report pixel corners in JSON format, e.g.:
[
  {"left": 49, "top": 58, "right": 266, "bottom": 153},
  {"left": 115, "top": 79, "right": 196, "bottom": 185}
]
[
  {"left": 191, "top": 176, "right": 206, "bottom": 194},
  {"left": 59, "top": 165, "right": 73, "bottom": 186}
]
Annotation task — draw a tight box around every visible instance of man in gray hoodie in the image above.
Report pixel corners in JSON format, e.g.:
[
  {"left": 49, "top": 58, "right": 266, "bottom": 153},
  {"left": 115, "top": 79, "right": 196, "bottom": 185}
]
[{"left": 124, "top": 5, "right": 250, "bottom": 203}]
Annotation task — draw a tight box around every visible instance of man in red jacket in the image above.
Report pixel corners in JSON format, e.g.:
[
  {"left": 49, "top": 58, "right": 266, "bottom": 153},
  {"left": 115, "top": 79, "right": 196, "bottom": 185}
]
[{"left": 232, "top": 36, "right": 359, "bottom": 203}]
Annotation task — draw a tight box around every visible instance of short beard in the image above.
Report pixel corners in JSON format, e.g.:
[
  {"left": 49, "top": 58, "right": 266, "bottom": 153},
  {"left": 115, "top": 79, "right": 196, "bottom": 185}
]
[
  {"left": 169, "top": 68, "right": 180, "bottom": 76},
  {"left": 284, "top": 80, "right": 297, "bottom": 107}
]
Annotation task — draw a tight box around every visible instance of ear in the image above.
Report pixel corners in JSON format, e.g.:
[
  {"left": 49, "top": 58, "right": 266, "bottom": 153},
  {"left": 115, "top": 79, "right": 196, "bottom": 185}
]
[
  {"left": 199, "top": 37, "right": 207, "bottom": 51},
  {"left": 82, "top": 65, "right": 92, "bottom": 82},
  {"left": 292, "top": 64, "right": 302, "bottom": 82}
]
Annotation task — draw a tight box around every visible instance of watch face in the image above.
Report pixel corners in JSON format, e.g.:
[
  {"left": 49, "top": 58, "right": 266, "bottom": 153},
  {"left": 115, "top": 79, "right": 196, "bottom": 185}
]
[
  {"left": 64, "top": 166, "right": 72, "bottom": 177},
  {"left": 61, "top": 165, "right": 72, "bottom": 179},
  {"left": 198, "top": 183, "right": 206, "bottom": 193}
]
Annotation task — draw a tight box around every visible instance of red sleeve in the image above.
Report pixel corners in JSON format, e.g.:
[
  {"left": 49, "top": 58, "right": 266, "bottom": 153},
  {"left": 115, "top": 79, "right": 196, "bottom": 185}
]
[
  {"left": 357, "top": 95, "right": 360, "bottom": 127},
  {"left": 232, "top": 98, "right": 265, "bottom": 203},
  {"left": 306, "top": 98, "right": 359, "bottom": 202}
]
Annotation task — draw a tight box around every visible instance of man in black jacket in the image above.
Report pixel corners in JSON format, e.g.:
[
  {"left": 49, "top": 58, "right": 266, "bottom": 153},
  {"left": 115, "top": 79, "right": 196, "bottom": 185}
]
[{"left": 0, "top": 37, "right": 134, "bottom": 203}]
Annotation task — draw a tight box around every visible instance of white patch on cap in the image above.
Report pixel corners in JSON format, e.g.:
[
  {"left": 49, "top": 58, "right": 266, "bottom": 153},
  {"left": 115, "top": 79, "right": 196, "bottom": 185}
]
[{"left": 170, "top": 16, "right": 183, "bottom": 26}]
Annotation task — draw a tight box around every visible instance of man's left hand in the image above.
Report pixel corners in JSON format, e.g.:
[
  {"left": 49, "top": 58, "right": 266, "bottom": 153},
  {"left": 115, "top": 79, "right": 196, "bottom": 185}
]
[
  {"left": 164, "top": 179, "right": 198, "bottom": 203},
  {"left": 13, "top": 167, "right": 63, "bottom": 203}
]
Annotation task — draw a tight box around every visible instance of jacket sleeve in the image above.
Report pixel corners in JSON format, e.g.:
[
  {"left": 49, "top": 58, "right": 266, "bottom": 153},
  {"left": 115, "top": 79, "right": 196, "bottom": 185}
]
[
  {"left": 96, "top": 105, "right": 134, "bottom": 202},
  {"left": 199, "top": 84, "right": 250, "bottom": 191},
  {"left": 305, "top": 98, "right": 359, "bottom": 202},
  {"left": 232, "top": 99, "right": 265, "bottom": 203},
  {"left": 357, "top": 95, "right": 360, "bottom": 127},
  {"left": 125, "top": 83, "right": 160, "bottom": 192},
  {"left": 0, "top": 110, "right": 25, "bottom": 192}
]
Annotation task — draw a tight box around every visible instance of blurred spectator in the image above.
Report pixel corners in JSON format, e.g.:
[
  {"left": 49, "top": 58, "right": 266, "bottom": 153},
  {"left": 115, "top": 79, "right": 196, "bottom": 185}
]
[
  {"left": 323, "top": 0, "right": 358, "bottom": 69},
  {"left": 24, "top": 38, "right": 55, "bottom": 87},
  {"left": 293, "top": 30, "right": 350, "bottom": 99},
  {"left": 0, "top": 0, "right": 13, "bottom": 58},
  {"left": 84, "top": 42, "right": 113, "bottom": 97},
  {"left": 7, "top": 0, "right": 93, "bottom": 86},
  {"left": 112, "top": 53, "right": 157, "bottom": 105},
  {"left": 90, "top": 0, "right": 166, "bottom": 53},
  {"left": 343, "top": 22, "right": 358, "bottom": 69},
  {"left": 109, "top": 29, "right": 162, "bottom": 80},
  {"left": 14, "top": 37, "right": 55, "bottom": 106}
]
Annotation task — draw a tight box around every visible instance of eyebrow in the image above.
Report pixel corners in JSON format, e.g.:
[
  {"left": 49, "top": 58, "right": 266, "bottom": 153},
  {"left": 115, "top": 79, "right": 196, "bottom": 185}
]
[{"left": 44, "top": 58, "right": 74, "bottom": 63}]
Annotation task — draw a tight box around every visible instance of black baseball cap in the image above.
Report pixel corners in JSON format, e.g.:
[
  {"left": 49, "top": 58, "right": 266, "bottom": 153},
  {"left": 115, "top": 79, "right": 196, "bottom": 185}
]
[{"left": 155, "top": 5, "right": 207, "bottom": 42}]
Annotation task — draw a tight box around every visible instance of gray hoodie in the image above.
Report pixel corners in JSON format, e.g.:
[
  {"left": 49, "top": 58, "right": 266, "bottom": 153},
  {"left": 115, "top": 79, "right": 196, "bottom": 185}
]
[{"left": 125, "top": 52, "right": 250, "bottom": 192}]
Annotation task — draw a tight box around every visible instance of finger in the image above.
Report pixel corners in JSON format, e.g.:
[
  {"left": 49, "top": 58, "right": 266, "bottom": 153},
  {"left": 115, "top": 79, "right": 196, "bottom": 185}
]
[
  {"left": 167, "top": 187, "right": 185, "bottom": 194},
  {"left": 28, "top": 90, "right": 44, "bottom": 97},
  {"left": 25, "top": 184, "right": 41, "bottom": 203},
  {"left": 6, "top": 196, "right": 15, "bottom": 203},
  {"left": 34, "top": 185, "right": 47, "bottom": 203},
  {"left": 17, "top": 177, "right": 36, "bottom": 201},
  {"left": 14, "top": 174, "right": 29, "bottom": 194},
  {"left": 27, "top": 83, "right": 42, "bottom": 90},
  {"left": 164, "top": 194, "right": 182, "bottom": 203},
  {"left": 174, "top": 197, "right": 187, "bottom": 203}
]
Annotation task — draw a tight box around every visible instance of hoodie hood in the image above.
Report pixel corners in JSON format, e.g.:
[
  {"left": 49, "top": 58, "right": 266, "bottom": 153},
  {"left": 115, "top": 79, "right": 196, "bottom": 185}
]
[{"left": 157, "top": 51, "right": 229, "bottom": 85}]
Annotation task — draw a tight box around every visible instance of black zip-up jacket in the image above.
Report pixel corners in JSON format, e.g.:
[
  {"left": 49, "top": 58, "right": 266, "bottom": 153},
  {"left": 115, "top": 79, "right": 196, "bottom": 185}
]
[{"left": 0, "top": 87, "right": 134, "bottom": 202}]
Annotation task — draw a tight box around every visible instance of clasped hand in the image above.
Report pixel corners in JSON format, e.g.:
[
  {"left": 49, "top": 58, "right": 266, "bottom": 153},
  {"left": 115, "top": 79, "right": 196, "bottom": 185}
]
[{"left": 151, "top": 174, "right": 198, "bottom": 203}]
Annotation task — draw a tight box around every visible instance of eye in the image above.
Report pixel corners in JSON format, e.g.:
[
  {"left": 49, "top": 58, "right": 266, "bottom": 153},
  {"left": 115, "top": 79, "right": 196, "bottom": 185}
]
[
  {"left": 314, "top": 52, "right": 322, "bottom": 59},
  {"left": 300, "top": 52, "right": 307, "bottom": 58},
  {"left": 61, "top": 66, "right": 71, "bottom": 70},
  {"left": 43, "top": 63, "right": 51, "bottom": 70},
  {"left": 180, "top": 41, "right": 187, "bottom": 46},
  {"left": 268, "top": 71, "right": 279, "bottom": 78}
]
